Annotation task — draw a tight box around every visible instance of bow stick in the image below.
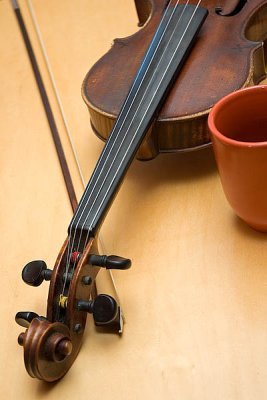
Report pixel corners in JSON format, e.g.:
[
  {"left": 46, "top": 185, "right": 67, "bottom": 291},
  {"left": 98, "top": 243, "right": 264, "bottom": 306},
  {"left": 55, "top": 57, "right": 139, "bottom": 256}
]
[
  {"left": 12, "top": 0, "right": 78, "bottom": 212},
  {"left": 12, "top": 0, "right": 123, "bottom": 327}
]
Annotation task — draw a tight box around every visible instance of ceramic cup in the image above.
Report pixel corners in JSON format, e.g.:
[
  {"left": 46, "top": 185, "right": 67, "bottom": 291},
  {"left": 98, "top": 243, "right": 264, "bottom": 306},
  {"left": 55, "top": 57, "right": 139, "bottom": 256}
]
[{"left": 208, "top": 85, "right": 267, "bottom": 232}]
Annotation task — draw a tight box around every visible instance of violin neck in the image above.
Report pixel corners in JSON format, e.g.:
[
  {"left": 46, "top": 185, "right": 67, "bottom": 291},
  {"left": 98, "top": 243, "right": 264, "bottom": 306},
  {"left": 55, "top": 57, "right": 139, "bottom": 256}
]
[{"left": 69, "top": 3, "right": 208, "bottom": 241}]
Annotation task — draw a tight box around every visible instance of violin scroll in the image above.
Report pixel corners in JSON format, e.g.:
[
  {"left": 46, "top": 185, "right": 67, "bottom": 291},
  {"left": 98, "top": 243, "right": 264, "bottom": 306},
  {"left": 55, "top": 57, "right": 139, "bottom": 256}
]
[
  {"left": 15, "top": 238, "right": 131, "bottom": 381},
  {"left": 17, "top": 318, "right": 73, "bottom": 381}
]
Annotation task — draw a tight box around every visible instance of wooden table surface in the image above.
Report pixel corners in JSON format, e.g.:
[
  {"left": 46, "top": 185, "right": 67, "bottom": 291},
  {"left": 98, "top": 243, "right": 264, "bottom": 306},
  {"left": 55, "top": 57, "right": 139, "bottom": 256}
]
[{"left": 1, "top": 1, "right": 267, "bottom": 399}]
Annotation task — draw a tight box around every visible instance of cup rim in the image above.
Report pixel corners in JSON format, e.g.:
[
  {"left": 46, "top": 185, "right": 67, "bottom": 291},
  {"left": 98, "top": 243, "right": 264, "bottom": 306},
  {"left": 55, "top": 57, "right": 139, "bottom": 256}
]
[{"left": 208, "top": 84, "right": 267, "bottom": 148}]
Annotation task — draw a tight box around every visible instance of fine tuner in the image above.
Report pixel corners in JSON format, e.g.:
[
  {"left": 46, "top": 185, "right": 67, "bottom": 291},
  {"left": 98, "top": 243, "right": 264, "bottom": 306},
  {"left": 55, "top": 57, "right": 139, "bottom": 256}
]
[{"left": 14, "top": 0, "right": 267, "bottom": 382}]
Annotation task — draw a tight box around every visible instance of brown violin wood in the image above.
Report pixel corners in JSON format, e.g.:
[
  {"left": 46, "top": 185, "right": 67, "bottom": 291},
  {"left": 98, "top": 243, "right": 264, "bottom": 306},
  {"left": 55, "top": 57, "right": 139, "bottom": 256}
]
[
  {"left": 23, "top": 319, "right": 72, "bottom": 381},
  {"left": 82, "top": 0, "right": 267, "bottom": 156},
  {"left": 20, "top": 236, "right": 100, "bottom": 381}
]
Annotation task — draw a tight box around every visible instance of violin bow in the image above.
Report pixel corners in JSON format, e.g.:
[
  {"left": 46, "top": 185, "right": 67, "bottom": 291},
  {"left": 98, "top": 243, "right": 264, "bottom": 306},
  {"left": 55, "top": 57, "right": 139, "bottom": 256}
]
[
  {"left": 11, "top": 0, "right": 123, "bottom": 328},
  {"left": 12, "top": 0, "right": 78, "bottom": 212}
]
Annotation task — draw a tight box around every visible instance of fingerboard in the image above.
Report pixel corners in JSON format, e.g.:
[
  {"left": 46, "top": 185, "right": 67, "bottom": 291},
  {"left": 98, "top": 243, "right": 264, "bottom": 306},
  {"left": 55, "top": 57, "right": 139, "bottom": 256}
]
[{"left": 69, "top": 3, "right": 208, "bottom": 243}]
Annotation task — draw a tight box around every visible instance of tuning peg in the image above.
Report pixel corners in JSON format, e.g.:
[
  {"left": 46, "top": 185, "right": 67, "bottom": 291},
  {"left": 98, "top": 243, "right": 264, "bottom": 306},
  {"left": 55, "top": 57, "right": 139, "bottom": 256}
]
[
  {"left": 15, "top": 311, "right": 39, "bottom": 328},
  {"left": 89, "top": 254, "right": 131, "bottom": 270},
  {"left": 77, "top": 294, "right": 120, "bottom": 327},
  {"left": 22, "top": 260, "right": 52, "bottom": 286}
]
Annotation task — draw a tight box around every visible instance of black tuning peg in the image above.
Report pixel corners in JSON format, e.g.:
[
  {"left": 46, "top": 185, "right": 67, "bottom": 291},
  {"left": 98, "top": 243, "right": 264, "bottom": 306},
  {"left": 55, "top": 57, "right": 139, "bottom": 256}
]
[
  {"left": 15, "top": 311, "right": 39, "bottom": 328},
  {"left": 22, "top": 260, "right": 52, "bottom": 286},
  {"left": 89, "top": 254, "right": 131, "bottom": 270},
  {"left": 77, "top": 294, "right": 120, "bottom": 327}
]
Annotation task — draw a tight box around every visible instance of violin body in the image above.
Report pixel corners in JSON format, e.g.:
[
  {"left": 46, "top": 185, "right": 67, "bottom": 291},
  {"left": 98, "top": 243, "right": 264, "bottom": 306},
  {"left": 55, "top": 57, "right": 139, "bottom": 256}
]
[{"left": 82, "top": 0, "right": 267, "bottom": 158}]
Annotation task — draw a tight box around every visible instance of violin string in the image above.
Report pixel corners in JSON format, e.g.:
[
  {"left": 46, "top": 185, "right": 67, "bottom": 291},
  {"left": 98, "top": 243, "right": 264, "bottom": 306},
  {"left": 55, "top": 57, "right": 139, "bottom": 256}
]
[
  {"left": 64, "top": 1, "right": 193, "bottom": 294},
  {"left": 25, "top": 0, "right": 122, "bottom": 305},
  {"left": 77, "top": 0, "right": 191, "bottom": 259},
  {"left": 77, "top": 0, "right": 201, "bottom": 262},
  {"left": 63, "top": 0, "right": 177, "bottom": 282},
  {"left": 88, "top": 0, "right": 202, "bottom": 232},
  {"left": 65, "top": 0, "right": 203, "bottom": 295},
  {"left": 62, "top": 0, "right": 180, "bottom": 290},
  {"left": 68, "top": 0, "right": 184, "bottom": 276},
  {"left": 67, "top": 0, "right": 203, "bottom": 286},
  {"left": 80, "top": 0, "right": 190, "bottom": 245}
]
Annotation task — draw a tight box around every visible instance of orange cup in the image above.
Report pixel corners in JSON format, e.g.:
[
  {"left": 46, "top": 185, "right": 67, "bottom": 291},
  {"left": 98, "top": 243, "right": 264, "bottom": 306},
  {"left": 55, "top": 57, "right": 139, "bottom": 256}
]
[{"left": 208, "top": 85, "right": 267, "bottom": 232}]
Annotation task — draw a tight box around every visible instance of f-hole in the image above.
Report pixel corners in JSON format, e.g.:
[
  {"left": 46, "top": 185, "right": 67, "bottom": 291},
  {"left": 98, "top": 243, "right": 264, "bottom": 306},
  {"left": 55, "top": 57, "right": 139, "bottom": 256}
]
[{"left": 215, "top": 0, "right": 248, "bottom": 16}]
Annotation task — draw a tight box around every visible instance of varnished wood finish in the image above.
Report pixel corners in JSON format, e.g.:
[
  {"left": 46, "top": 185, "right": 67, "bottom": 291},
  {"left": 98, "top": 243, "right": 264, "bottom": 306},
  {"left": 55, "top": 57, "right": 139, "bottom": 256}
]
[
  {"left": 21, "top": 237, "right": 101, "bottom": 381},
  {"left": 82, "top": 0, "right": 267, "bottom": 157},
  {"left": 134, "top": 0, "right": 153, "bottom": 26},
  {"left": 23, "top": 319, "right": 71, "bottom": 381},
  {"left": 72, "top": 4, "right": 208, "bottom": 235},
  {"left": 217, "top": 0, "right": 248, "bottom": 16}
]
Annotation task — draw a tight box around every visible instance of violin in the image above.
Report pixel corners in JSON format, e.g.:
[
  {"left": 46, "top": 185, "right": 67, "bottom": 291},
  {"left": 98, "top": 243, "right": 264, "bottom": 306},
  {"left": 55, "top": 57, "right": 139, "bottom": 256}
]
[
  {"left": 83, "top": 0, "right": 267, "bottom": 157},
  {"left": 15, "top": 0, "right": 267, "bottom": 382}
]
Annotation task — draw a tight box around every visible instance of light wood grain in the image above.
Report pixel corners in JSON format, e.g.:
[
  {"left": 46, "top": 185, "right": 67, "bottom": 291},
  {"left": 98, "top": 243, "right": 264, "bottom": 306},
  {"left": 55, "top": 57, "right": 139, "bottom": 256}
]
[{"left": 1, "top": 0, "right": 267, "bottom": 398}]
